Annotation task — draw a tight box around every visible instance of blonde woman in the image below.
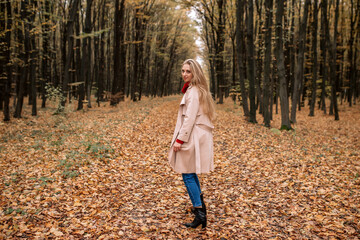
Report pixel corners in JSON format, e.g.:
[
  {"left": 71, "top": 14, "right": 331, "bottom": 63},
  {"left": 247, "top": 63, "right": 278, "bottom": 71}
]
[{"left": 168, "top": 59, "right": 216, "bottom": 229}]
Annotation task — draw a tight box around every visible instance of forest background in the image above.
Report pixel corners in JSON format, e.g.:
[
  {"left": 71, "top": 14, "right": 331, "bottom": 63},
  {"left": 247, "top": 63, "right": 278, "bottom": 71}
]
[{"left": 0, "top": 0, "right": 360, "bottom": 238}]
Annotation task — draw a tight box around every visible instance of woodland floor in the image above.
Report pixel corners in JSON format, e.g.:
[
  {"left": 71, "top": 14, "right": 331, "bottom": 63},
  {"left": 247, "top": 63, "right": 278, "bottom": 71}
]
[{"left": 0, "top": 96, "right": 359, "bottom": 239}]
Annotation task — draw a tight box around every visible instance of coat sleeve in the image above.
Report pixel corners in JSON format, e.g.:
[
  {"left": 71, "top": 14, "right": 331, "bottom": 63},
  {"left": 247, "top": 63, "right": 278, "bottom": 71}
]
[{"left": 177, "top": 87, "right": 199, "bottom": 143}]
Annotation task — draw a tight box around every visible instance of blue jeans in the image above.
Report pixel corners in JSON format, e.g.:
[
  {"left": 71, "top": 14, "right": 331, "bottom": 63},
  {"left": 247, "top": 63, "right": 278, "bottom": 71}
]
[{"left": 182, "top": 173, "right": 202, "bottom": 207}]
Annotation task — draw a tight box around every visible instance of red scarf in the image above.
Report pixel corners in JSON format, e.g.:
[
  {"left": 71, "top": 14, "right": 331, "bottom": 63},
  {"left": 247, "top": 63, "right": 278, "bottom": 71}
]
[{"left": 181, "top": 82, "right": 190, "bottom": 94}]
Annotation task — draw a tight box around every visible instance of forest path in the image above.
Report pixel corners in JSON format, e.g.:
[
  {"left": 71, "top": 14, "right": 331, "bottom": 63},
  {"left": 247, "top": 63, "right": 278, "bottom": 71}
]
[{"left": 0, "top": 97, "right": 359, "bottom": 239}]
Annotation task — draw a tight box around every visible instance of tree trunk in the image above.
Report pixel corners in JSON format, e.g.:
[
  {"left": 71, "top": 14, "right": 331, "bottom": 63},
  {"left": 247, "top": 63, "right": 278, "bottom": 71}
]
[
  {"left": 131, "top": 7, "right": 141, "bottom": 101},
  {"left": 215, "top": 0, "right": 226, "bottom": 104},
  {"left": 204, "top": 21, "right": 217, "bottom": 99},
  {"left": 328, "top": 0, "right": 340, "bottom": 120},
  {"left": 255, "top": 0, "right": 264, "bottom": 114},
  {"left": 63, "top": 0, "right": 80, "bottom": 108},
  {"left": 75, "top": 7, "right": 83, "bottom": 110},
  {"left": 263, "top": 0, "right": 273, "bottom": 127},
  {"left": 29, "top": 0, "right": 37, "bottom": 116},
  {"left": 246, "top": 0, "right": 257, "bottom": 123},
  {"left": 309, "top": 0, "right": 319, "bottom": 116},
  {"left": 236, "top": 0, "right": 250, "bottom": 117},
  {"left": 111, "top": 0, "right": 126, "bottom": 105},
  {"left": 2, "top": 0, "right": 12, "bottom": 121},
  {"left": 320, "top": 0, "right": 327, "bottom": 114},
  {"left": 41, "top": 0, "right": 51, "bottom": 108},
  {"left": 354, "top": 0, "right": 360, "bottom": 103},
  {"left": 348, "top": 0, "right": 356, "bottom": 106},
  {"left": 14, "top": 0, "right": 30, "bottom": 118},
  {"left": 291, "top": 0, "right": 310, "bottom": 123},
  {"left": 161, "top": 19, "right": 181, "bottom": 97},
  {"left": 275, "top": 0, "right": 291, "bottom": 130},
  {"left": 289, "top": 0, "right": 296, "bottom": 103}
]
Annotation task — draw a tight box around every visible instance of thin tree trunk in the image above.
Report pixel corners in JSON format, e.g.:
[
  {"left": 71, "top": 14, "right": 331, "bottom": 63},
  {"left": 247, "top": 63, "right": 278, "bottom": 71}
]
[
  {"left": 75, "top": 7, "right": 83, "bottom": 110},
  {"left": 29, "top": 0, "right": 37, "bottom": 116},
  {"left": 41, "top": 0, "right": 51, "bottom": 108},
  {"left": 246, "top": 0, "right": 257, "bottom": 123},
  {"left": 309, "top": 0, "right": 319, "bottom": 116},
  {"left": 348, "top": 0, "right": 356, "bottom": 106},
  {"left": 131, "top": 7, "right": 140, "bottom": 101},
  {"left": 255, "top": 0, "right": 264, "bottom": 114},
  {"left": 291, "top": 0, "right": 310, "bottom": 123},
  {"left": 111, "top": 0, "right": 126, "bottom": 105},
  {"left": 63, "top": 0, "right": 80, "bottom": 108},
  {"left": 327, "top": 0, "right": 340, "bottom": 120},
  {"left": 2, "top": 0, "right": 12, "bottom": 121},
  {"left": 216, "top": 0, "right": 226, "bottom": 104},
  {"left": 14, "top": 0, "right": 29, "bottom": 118},
  {"left": 236, "top": 0, "right": 249, "bottom": 117},
  {"left": 86, "top": 0, "right": 94, "bottom": 108},
  {"left": 275, "top": 0, "right": 291, "bottom": 129},
  {"left": 161, "top": 19, "right": 180, "bottom": 97},
  {"left": 263, "top": 0, "right": 273, "bottom": 127},
  {"left": 320, "top": 0, "right": 327, "bottom": 113}
]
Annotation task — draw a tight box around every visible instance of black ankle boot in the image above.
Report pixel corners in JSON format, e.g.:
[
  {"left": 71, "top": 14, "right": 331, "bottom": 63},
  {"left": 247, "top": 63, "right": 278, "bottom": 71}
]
[
  {"left": 184, "top": 207, "right": 207, "bottom": 229},
  {"left": 190, "top": 194, "right": 206, "bottom": 215},
  {"left": 200, "top": 194, "right": 207, "bottom": 215}
]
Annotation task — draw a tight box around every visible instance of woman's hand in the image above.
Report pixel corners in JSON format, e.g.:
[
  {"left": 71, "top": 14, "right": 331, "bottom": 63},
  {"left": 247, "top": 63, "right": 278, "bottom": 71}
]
[{"left": 173, "top": 142, "right": 182, "bottom": 152}]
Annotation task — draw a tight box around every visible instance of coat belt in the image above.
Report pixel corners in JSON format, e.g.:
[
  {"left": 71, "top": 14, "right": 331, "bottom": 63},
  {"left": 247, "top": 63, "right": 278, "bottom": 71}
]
[{"left": 196, "top": 124, "right": 213, "bottom": 133}]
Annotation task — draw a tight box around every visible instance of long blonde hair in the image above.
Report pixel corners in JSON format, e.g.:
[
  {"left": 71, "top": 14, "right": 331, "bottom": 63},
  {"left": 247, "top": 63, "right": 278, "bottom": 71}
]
[{"left": 183, "top": 59, "right": 216, "bottom": 122}]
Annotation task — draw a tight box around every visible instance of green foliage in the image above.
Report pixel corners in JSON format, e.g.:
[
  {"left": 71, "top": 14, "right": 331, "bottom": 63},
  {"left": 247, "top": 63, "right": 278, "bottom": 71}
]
[
  {"left": 7, "top": 172, "right": 22, "bottom": 185},
  {"left": 50, "top": 138, "right": 64, "bottom": 147},
  {"left": 62, "top": 170, "right": 79, "bottom": 179},
  {"left": 4, "top": 208, "right": 14, "bottom": 215},
  {"left": 45, "top": 83, "right": 66, "bottom": 114},
  {"left": 31, "top": 141, "right": 43, "bottom": 150},
  {"left": 29, "top": 176, "right": 54, "bottom": 186},
  {"left": 38, "top": 176, "right": 54, "bottom": 186},
  {"left": 280, "top": 125, "right": 293, "bottom": 131},
  {"left": 86, "top": 142, "right": 113, "bottom": 154},
  {"left": 58, "top": 157, "right": 80, "bottom": 179},
  {"left": 229, "top": 85, "right": 242, "bottom": 105},
  {"left": 270, "top": 128, "right": 281, "bottom": 135}
]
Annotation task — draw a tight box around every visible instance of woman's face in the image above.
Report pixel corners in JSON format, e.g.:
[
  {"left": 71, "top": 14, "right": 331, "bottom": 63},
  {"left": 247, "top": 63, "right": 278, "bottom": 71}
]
[{"left": 181, "top": 64, "right": 193, "bottom": 83}]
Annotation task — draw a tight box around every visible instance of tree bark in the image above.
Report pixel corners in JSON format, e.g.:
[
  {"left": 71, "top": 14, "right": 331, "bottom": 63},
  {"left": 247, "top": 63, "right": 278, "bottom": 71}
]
[
  {"left": 111, "top": 0, "right": 126, "bottom": 105},
  {"left": 14, "top": 0, "right": 30, "bottom": 118},
  {"left": 236, "top": 0, "right": 249, "bottom": 117},
  {"left": 348, "top": 0, "right": 356, "bottom": 106},
  {"left": 86, "top": 0, "right": 94, "bottom": 108},
  {"left": 320, "top": 0, "right": 327, "bottom": 113},
  {"left": 309, "top": 0, "right": 319, "bottom": 116},
  {"left": 41, "top": 0, "right": 52, "bottom": 108},
  {"left": 291, "top": 0, "right": 310, "bottom": 123},
  {"left": 62, "top": 0, "right": 80, "bottom": 108},
  {"left": 1, "top": 0, "right": 12, "bottom": 121},
  {"left": 255, "top": 0, "right": 264, "bottom": 114},
  {"left": 215, "top": 0, "right": 226, "bottom": 104},
  {"left": 275, "top": 0, "right": 291, "bottom": 129},
  {"left": 246, "top": 0, "right": 257, "bottom": 123},
  {"left": 29, "top": 0, "right": 37, "bottom": 116},
  {"left": 328, "top": 0, "right": 340, "bottom": 120},
  {"left": 263, "top": 0, "right": 273, "bottom": 127},
  {"left": 75, "top": 7, "right": 83, "bottom": 110}
]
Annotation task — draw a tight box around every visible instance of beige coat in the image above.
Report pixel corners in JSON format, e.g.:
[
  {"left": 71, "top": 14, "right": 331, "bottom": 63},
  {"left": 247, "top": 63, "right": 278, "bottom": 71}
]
[{"left": 168, "top": 86, "right": 214, "bottom": 174}]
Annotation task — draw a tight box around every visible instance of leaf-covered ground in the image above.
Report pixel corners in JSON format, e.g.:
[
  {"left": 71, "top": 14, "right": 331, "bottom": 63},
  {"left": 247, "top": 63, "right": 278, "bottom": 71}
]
[{"left": 1, "top": 97, "right": 359, "bottom": 239}]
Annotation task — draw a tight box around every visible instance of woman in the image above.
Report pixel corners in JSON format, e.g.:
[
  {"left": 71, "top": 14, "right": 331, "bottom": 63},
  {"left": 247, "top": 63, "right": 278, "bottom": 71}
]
[{"left": 168, "top": 59, "right": 216, "bottom": 229}]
